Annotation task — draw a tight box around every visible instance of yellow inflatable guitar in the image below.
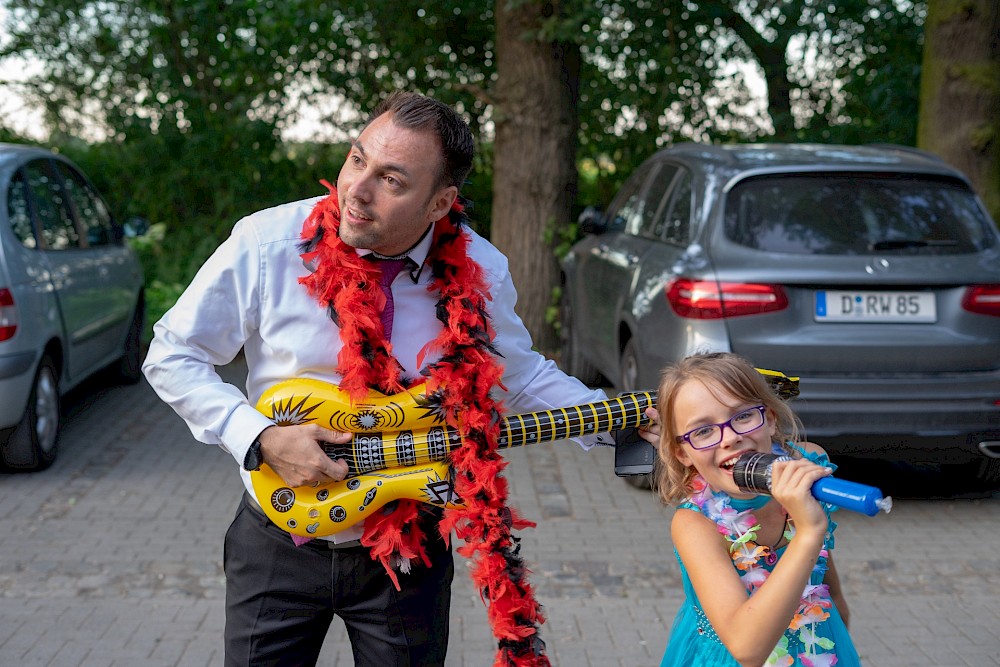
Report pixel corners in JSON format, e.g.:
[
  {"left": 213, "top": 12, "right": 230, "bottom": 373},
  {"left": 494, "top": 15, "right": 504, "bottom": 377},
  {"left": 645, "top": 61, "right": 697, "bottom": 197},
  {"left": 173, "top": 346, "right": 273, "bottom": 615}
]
[
  {"left": 251, "top": 370, "right": 798, "bottom": 538},
  {"left": 251, "top": 380, "right": 655, "bottom": 538}
]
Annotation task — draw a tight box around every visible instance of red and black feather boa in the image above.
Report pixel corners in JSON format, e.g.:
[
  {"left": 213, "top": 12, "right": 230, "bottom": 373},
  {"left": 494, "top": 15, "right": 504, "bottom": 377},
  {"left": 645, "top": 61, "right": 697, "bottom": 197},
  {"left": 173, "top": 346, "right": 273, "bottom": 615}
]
[{"left": 298, "top": 182, "right": 550, "bottom": 667}]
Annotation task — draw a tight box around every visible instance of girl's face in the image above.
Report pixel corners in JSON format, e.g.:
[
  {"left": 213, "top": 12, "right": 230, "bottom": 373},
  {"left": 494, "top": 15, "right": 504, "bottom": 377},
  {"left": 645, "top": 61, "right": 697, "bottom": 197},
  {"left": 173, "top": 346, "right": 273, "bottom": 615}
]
[{"left": 672, "top": 378, "right": 777, "bottom": 497}]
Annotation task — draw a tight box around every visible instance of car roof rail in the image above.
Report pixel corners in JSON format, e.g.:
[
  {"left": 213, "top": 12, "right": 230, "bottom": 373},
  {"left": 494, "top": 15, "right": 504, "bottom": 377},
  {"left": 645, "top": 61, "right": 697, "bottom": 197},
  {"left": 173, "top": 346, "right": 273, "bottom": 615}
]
[{"left": 864, "top": 143, "right": 946, "bottom": 163}]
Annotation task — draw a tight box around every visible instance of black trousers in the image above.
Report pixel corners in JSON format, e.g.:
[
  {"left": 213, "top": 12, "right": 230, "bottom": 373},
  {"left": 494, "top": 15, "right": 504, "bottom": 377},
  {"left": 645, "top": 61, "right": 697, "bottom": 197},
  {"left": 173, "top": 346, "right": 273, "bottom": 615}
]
[{"left": 224, "top": 493, "right": 454, "bottom": 667}]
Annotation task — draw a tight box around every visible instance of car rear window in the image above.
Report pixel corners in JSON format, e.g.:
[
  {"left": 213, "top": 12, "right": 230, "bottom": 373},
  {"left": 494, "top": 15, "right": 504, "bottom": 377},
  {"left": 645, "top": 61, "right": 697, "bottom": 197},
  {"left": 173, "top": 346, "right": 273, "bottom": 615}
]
[{"left": 724, "top": 173, "right": 996, "bottom": 255}]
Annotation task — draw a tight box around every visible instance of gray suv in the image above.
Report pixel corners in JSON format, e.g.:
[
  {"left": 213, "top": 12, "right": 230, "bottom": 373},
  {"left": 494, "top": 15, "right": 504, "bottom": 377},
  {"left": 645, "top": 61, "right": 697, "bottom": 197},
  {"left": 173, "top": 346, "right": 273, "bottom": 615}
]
[
  {"left": 0, "top": 144, "right": 145, "bottom": 470},
  {"left": 561, "top": 143, "right": 1000, "bottom": 486}
]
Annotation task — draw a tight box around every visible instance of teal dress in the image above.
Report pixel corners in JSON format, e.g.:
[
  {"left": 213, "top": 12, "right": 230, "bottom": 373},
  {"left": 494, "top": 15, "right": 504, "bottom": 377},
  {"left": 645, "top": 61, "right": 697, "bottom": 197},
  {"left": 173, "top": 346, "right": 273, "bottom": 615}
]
[{"left": 661, "top": 445, "right": 862, "bottom": 667}]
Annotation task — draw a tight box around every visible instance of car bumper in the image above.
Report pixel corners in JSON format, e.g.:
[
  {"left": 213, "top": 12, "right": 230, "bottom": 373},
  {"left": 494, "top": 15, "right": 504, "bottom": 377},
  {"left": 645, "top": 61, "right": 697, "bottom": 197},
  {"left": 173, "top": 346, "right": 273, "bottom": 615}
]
[
  {"left": 0, "top": 350, "right": 36, "bottom": 428},
  {"left": 796, "top": 398, "right": 1000, "bottom": 437},
  {"left": 811, "top": 432, "right": 1000, "bottom": 465},
  {"left": 791, "top": 373, "right": 1000, "bottom": 462}
]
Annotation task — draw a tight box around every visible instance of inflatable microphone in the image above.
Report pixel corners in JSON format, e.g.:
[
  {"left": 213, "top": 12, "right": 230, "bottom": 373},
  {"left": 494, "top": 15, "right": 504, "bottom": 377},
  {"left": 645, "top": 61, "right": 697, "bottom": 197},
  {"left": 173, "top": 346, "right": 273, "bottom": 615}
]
[{"left": 732, "top": 451, "right": 892, "bottom": 516}]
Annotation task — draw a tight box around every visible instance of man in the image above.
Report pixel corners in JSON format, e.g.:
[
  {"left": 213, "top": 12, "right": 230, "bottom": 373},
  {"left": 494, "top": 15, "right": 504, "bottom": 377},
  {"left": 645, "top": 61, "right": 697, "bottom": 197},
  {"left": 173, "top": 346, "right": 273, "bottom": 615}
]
[{"left": 143, "top": 92, "right": 643, "bottom": 667}]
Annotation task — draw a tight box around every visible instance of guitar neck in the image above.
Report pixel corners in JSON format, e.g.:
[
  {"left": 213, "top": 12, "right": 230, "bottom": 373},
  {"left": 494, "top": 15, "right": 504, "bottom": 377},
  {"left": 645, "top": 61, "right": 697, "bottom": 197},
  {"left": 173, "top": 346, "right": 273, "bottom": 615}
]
[
  {"left": 482, "top": 391, "right": 655, "bottom": 451},
  {"left": 497, "top": 392, "right": 656, "bottom": 449},
  {"left": 339, "top": 391, "right": 656, "bottom": 476}
]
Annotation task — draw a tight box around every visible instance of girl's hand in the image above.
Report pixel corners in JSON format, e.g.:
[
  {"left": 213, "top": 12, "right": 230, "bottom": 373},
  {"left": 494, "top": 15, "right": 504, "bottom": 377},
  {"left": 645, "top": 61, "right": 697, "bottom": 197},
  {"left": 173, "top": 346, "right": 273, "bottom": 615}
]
[
  {"left": 769, "top": 457, "right": 832, "bottom": 539},
  {"left": 637, "top": 406, "right": 660, "bottom": 444}
]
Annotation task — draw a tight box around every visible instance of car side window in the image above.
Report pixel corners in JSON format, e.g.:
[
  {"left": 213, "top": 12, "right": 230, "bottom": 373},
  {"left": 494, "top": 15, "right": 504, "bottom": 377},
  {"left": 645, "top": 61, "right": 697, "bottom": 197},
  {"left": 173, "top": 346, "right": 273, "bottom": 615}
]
[
  {"left": 635, "top": 163, "right": 679, "bottom": 240},
  {"left": 656, "top": 169, "right": 693, "bottom": 245},
  {"left": 7, "top": 170, "right": 37, "bottom": 249},
  {"left": 56, "top": 162, "right": 116, "bottom": 247},
  {"left": 25, "top": 159, "right": 81, "bottom": 250},
  {"left": 607, "top": 163, "right": 656, "bottom": 233}
]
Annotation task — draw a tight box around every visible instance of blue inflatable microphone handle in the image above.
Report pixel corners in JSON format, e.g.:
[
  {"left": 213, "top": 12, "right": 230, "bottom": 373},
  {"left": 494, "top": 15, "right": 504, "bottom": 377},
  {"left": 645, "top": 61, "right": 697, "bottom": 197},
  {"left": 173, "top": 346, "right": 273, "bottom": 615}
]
[
  {"left": 732, "top": 452, "right": 892, "bottom": 516},
  {"left": 810, "top": 476, "right": 892, "bottom": 516}
]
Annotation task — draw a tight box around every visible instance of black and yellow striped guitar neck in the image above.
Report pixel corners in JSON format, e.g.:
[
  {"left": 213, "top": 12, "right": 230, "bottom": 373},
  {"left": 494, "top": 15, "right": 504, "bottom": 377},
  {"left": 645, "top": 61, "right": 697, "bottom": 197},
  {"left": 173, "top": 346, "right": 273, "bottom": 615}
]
[{"left": 261, "top": 379, "right": 655, "bottom": 477}]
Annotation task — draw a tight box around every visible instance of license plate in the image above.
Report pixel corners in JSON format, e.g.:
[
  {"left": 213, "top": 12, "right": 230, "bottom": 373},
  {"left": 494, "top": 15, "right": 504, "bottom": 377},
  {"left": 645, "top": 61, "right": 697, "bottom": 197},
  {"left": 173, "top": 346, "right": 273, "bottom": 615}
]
[{"left": 815, "top": 290, "right": 937, "bottom": 322}]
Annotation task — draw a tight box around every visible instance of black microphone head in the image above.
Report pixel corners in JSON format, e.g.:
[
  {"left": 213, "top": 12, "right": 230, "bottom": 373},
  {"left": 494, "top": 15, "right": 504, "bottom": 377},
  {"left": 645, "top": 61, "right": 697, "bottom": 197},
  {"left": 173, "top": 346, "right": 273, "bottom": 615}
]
[{"left": 732, "top": 451, "right": 782, "bottom": 494}]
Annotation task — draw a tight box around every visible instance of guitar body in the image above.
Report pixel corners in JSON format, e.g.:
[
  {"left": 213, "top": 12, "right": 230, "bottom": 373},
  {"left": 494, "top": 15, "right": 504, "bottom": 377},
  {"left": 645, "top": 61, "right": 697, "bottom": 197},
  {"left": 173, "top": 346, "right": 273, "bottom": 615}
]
[
  {"left": 251, "top": 459, "right": 462, "bottom": 538},
  {"left": 249, "top": 370, "right": 792, "bottom": 538},
  {"left": 251, "top": 380, "right": 464, "bottom": 537}
]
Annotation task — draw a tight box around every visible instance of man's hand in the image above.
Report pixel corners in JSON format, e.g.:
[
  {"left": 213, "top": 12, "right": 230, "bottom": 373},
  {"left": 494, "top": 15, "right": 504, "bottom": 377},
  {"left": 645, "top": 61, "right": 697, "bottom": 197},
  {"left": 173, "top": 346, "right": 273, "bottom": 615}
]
[{"left": 256, "top": 424, "right": 351, "bottom": 487}]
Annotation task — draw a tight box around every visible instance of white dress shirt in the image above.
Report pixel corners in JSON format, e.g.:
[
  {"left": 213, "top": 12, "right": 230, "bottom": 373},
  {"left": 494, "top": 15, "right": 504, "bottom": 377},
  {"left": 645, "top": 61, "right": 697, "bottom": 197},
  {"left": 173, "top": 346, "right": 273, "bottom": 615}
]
[{"left": 142, "top": 196, "right": 611, "bottom": 542}]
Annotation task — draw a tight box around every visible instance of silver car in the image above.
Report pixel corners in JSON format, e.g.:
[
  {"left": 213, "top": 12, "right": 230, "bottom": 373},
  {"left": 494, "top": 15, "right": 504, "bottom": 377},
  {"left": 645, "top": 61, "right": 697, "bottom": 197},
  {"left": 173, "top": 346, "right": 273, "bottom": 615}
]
[
  {"left": 0, "top": 144, "right": 145, "bottom": 470},
  {"left": 561, "top": 143, "right": 1000, "bottom": 486}
]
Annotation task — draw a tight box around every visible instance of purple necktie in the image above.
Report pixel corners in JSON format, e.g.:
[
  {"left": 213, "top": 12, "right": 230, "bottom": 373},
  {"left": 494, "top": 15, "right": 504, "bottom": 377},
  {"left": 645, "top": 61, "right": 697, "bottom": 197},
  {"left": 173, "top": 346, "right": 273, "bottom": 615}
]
[{"left": 376, "top": 257, "right": 409, "bottom": 339}]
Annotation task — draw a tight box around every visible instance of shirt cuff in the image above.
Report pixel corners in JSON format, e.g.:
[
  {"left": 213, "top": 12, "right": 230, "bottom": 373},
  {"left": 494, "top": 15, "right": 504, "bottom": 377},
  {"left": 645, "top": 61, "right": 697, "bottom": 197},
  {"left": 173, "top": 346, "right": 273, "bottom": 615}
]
[{"left": 221, "top": 403, "right": 278, "bottom": 468}]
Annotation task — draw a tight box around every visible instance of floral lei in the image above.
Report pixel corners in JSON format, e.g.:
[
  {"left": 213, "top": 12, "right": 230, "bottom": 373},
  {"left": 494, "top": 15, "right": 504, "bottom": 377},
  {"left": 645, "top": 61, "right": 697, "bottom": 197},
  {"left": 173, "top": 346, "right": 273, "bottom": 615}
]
[
  {"left": 298, "top": 181, "right": 550, "bottom": 667},
  {"left": 687, "top": 466, "right": 839, "bottom": 667}
]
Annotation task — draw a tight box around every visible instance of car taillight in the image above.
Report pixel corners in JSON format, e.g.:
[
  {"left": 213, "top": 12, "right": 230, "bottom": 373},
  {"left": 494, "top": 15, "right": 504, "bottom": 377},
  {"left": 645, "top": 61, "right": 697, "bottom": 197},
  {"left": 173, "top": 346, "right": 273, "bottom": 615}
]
[
  {"left": 665, "top": 279, "right": 788, "bottom": 319},
  {"left": 0, "top": 288, "right": 17, "bottom": 341},
  {"left": 962, "top": 285, "right": 1000, "bottom": 317}
]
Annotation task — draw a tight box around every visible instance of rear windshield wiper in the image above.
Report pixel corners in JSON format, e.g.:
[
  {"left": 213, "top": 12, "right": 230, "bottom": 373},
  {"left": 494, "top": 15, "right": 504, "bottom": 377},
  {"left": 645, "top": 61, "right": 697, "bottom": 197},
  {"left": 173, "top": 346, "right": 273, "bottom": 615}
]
[{"left": 868, "top": 239, "right": 958, "bottom": 251}]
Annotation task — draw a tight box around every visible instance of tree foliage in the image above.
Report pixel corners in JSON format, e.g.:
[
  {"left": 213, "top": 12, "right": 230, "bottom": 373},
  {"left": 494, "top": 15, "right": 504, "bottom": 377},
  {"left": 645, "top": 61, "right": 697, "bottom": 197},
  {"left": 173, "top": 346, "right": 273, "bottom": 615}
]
[
  {"left": 918, "top": 0, "right": 1000, "bottom": 223},
  {"left": 3, "top": 0, "right": 928, "bottom": 200},
  {"left": 570, "top": 0, "right": 926, "bottom": 199},
  {"left": 3, "top": 1, "right": 337, "bottom": 226},
  {"left": 0, "top": 0, "right": 932, "bottom": 344}
]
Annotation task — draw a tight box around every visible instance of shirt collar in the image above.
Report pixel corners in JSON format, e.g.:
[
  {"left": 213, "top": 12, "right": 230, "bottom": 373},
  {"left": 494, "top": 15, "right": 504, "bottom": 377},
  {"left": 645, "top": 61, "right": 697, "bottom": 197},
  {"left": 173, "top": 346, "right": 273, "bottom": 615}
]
[{"left": 355, "top": 223, "right": 434, "bottom": 283}]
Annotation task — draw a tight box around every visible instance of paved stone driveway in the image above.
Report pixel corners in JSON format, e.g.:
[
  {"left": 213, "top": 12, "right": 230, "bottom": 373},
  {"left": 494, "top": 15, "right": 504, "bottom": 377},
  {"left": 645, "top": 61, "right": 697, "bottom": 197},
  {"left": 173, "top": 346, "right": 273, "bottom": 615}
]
[{"left": 1, "top": 361, "right": 997, "bottom": 666}]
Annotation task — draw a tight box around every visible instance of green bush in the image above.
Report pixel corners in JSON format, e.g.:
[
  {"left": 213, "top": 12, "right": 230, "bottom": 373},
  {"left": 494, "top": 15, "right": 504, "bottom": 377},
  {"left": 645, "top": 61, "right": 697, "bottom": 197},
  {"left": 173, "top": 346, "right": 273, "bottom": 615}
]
[{"left": 57, "top": 129, "right": 496, "bottom": 342}]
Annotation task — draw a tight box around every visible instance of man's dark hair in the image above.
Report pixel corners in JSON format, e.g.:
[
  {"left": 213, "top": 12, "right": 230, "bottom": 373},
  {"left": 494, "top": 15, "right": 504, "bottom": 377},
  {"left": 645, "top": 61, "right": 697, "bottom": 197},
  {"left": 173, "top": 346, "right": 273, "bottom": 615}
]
[{"left": 367, "top": 91, "right": 474, "bottom": 191}]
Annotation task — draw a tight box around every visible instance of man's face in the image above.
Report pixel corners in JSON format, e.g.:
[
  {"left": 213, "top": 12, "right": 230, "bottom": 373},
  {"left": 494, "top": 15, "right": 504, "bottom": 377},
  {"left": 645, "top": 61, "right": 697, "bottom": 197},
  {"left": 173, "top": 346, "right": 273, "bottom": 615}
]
[{"left": 337, "top": 112, "right": 457, "bottom": 256}]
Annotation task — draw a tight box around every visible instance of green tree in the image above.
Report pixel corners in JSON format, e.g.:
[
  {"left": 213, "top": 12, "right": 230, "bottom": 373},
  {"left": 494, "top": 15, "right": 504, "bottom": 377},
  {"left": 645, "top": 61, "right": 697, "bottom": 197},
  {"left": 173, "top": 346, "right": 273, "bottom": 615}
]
[
  {"left": 1, "top": 0, "right": 929, "bottom": 349},
  {"left": 2, "top": 1, "right": 351, "bottom": 224},
  {"left": 577, "top": 0, "right": 926, "bottom": 182},
  {"left": 918, "top": 0, "right": 1000, "bottom": 223},
  {"left": 807, "top": 0, "right": 925, "bottom": 146},
  {"left": 487, "top": 0, "right": 584, "bottom": 352}
]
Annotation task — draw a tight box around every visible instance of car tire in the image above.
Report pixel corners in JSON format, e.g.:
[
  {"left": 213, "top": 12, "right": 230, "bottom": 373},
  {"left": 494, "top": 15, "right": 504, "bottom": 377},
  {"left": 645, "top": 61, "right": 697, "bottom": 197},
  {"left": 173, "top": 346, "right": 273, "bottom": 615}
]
[
  {"left": 116, "top": 303, "right": 144, "bottom": 385},
  {"left": 623, "top": 470, "right": 655, "bottom": 490},
  {"left": 2, "top": 355, "right": 60, "bottom": 471},
  {"left": 619, "top": 337, "right": 657, "bottom": 490},
  {"left": 618, "top": 337, "right": 641, "bottom": 394},
  {"left": 559, "top": 289, "right": 602, "bottom": 385}
]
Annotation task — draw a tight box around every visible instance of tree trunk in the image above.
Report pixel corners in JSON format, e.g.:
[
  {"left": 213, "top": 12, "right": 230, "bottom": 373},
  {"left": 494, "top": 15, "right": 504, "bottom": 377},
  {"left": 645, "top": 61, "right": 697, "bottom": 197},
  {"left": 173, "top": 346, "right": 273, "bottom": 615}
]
[
  {"left": 917, "top": 0, "right": 1000, "bottom": 223},
  {"left": 721, "top": 8, "right": 796, "bottom": 139},
  {"left": 760, "top": 42, "right": 795, "bottom": 140},
  {"left": 492, "top": 0, "right": 580, "bottom": 354}
]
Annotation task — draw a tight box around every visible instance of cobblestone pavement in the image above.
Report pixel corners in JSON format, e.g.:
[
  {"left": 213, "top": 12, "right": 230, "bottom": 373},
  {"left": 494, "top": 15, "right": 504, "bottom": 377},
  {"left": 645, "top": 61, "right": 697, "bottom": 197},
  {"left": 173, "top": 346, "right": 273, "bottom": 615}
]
[{"left": 1, "top": 360, "right": 998, "bottom": 666}]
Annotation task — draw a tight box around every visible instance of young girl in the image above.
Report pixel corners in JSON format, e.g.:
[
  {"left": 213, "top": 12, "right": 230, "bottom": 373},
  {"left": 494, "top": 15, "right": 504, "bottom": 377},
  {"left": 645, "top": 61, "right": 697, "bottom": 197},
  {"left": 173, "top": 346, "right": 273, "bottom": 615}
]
[{"left": 656, "top": 352, "right": 861, "bottom": 667}]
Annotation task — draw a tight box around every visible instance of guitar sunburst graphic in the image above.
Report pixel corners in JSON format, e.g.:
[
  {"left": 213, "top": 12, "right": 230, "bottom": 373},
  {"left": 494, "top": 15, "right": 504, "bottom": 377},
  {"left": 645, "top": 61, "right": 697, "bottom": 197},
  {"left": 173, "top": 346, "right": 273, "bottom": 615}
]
[{"left": 268, "top": 394, "right": 323, "bottom": 425}]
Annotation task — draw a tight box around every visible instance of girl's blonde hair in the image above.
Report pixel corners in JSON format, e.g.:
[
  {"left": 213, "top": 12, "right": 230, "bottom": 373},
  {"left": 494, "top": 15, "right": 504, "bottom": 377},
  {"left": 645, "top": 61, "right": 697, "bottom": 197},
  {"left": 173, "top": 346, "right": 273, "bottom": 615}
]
[{"left": 655, "top": 352, "right": 803, "bottom": 505}]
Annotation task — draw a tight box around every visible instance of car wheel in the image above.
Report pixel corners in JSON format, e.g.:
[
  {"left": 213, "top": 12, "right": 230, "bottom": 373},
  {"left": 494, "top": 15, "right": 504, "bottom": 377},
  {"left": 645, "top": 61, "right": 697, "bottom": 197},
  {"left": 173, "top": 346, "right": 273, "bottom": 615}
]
[
  {"left": 619, "top": 337, "right": 641, "bottom": 394},
  {"left": 116, "top": 303, "right": 144, "bottom": 385},
  {"left": 619, "top": 338, "right": 656, "bottom": 490},
  {"left": 2, "top": 355, "right": 61, "bottom": 471},
  {"left": 624, "top": 458, "right": 659, "bottom": 489},
  {"left": 559, "top": 288, "right": 602, "bottom": 385},
  {"left": 623, "top": 470, "right": 655, "bottom": 489}
]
